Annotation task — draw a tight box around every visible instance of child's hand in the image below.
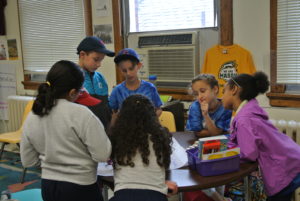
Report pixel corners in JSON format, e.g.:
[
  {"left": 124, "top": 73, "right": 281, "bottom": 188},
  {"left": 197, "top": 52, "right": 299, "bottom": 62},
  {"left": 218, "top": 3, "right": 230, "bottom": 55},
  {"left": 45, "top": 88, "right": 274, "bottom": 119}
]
[
  {"left": 165, "top": 180, "right": 178, "bottom": 196},
  {"left": 200, "top": 101, "right": 209, "bottom": 116}
]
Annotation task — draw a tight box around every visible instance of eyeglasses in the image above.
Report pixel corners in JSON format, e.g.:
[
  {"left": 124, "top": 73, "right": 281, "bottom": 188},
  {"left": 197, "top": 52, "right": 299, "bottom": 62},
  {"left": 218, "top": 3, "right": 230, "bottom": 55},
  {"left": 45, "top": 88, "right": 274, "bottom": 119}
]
[{"left": 231, "top": 78, "right": 241, "bottom": 88}]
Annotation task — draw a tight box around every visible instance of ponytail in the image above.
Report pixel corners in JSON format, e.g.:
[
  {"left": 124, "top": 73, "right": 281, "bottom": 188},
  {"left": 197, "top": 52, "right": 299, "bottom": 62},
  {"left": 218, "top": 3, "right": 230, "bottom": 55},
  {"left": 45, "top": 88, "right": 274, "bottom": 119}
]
[
  {"left": 32, "top": 60, "right": 84, "bottom": 117},
  {"left": 253, "top": 72, "right": 269, "bottom": 94}
]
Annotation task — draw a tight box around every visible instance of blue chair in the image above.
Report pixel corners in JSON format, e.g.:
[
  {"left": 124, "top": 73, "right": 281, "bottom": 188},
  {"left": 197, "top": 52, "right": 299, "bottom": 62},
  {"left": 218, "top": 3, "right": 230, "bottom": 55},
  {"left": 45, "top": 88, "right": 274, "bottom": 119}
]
[{"left": 11, "top": 189, "right": 43, "bottom": 201}]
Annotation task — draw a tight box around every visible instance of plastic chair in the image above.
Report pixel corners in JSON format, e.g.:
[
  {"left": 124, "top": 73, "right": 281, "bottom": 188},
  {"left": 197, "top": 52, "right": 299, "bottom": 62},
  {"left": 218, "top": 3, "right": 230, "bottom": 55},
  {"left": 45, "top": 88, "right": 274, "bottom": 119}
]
[
  {"left": 0, "top": 100, "right": 34, "bottom": 183},
  {"left": 159, "top": 111, "right": 176, "bottom": 132},
  {"left": 11, "top": 188, "right": 43, "bottom": 201}
]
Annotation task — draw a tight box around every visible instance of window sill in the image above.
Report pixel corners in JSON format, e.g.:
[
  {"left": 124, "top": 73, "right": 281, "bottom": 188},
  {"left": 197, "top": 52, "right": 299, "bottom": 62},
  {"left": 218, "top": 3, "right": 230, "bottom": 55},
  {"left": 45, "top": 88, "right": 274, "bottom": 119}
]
[
  {"left": 158, "top": 88, "right": 194, "bottom": 101},
  {"left": 22, "top": 81, "right": 41, "bottom": 90},
  {"left": 266, "top": 92, "right": 300, "bottom": 107}
]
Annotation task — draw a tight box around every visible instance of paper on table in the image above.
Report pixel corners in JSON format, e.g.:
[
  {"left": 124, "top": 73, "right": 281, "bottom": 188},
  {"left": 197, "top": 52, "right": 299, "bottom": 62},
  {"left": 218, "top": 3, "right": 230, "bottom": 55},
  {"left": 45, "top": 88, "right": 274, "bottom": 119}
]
[
  {"left": 170, "top": 137, "right": 188, "bottom": 170},
  {"left": 97, "top": 162, "right": 114, "bottom": 176}
]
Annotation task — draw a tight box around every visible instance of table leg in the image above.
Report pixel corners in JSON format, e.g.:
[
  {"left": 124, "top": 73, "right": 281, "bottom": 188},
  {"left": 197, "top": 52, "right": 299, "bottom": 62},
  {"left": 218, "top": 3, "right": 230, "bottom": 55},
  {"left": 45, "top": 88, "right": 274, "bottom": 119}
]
[
  {"left": 103, "top": 185, "right": 109, "bottom": 201},
  {"left": 178, "top": 192, "right": 183, "bottom": 201},
  {"left": 244, "top": 176, "right": 250, "bottom": 201}
]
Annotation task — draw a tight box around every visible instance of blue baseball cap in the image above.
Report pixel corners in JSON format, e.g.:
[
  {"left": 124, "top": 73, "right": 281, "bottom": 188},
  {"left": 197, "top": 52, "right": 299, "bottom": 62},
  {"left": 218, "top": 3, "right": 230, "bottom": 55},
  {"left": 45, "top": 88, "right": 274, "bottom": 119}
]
[
  {"left": 77, "top": 36, "right": 115, "bottom": 57},
  {"left": 114, "top": 48, "right": 140, "bottom": 63}
]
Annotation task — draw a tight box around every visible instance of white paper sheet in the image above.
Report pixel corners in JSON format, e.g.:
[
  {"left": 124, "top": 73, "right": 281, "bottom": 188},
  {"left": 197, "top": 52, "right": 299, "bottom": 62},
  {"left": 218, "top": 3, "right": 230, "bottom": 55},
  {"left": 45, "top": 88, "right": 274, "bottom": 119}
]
[
  {"left": 97, "top": 162, "right": 114, "bottom": 176},
  {"left": 169, "top": 137, "right": 188, "bottom": 170}
]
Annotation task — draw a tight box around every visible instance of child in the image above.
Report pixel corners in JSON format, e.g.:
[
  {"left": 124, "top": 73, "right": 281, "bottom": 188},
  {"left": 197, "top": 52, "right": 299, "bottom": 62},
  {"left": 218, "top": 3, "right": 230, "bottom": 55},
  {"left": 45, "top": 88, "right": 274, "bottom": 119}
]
[
  {"left": 77, "top": 36, "right": 115, "bottom": 126},
  {"left": 222, "top": 72, "right": 300, "bottom": 201},
  {"left": 185, "top": 74, "right": 232, "bottom": 201},
  {"left": 186, "top": 74, "right": 232, "bottom": 138},
  {"left": 20, "top": 60, "right": 112, "bottom": 201},
  {"left": 109, "top": 94, "right": 177, "bottom": 201},
  {"left": 109, "top": 48, "right": 163, "bottom": 117},
  {"left": 77, "top": 36, "right": 115, "bottom": 101}
]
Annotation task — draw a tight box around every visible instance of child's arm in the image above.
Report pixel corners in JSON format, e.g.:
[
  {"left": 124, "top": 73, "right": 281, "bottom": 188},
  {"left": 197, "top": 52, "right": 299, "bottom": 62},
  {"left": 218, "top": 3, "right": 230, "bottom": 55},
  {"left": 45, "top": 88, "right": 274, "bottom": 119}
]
[
  {"left": 20, "top": 131, "right": 40, "bottom": 168},
  {"left": 235, "top": 120, "right": 259, "bottom": 162},
  {"left": 201, "top": 101, "right": 223, "bottom": 136},
  {"left": 109, "top": 110, "right": 119, "bottom": 128},
  {"left": 156, "top": 107, "right": 162, "bottom": 117},
  {"left": 83, "top": 115, "right": 112, "bottom": 162}
]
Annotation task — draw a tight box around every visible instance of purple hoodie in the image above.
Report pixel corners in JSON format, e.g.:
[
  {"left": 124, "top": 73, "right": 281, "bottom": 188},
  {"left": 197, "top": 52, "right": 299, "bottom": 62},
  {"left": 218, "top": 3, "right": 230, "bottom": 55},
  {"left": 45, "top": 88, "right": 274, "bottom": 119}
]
[{"left": 228, "top": 99, "right": 300, "bottom": 196}]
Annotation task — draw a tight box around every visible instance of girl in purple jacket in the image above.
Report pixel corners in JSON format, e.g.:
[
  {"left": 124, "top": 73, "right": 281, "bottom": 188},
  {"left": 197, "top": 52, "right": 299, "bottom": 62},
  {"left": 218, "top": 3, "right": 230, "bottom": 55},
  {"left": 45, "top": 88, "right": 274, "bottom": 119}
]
[{"left": 222, "top": 72, "right": 300, "bottom": 201}]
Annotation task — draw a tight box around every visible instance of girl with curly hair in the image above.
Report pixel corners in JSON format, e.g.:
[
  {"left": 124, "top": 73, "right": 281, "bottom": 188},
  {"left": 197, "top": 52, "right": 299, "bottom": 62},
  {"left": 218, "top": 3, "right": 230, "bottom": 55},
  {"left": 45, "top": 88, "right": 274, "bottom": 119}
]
[{"left": 109, "top": 94, "right": 177, "bottom": 201}]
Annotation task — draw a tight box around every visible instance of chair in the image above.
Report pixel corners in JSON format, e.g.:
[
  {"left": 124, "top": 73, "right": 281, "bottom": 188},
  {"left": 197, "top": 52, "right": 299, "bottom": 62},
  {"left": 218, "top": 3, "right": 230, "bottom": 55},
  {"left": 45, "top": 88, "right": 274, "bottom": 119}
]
[
  {"left": 159, "top": 111, "right": 176, "bottom": 132},
  {"left": 0, "top": 100, "right": 34, "bottom": 183},
  {"left": 11, "top": 188, "right": 43, "bottom": 201}
]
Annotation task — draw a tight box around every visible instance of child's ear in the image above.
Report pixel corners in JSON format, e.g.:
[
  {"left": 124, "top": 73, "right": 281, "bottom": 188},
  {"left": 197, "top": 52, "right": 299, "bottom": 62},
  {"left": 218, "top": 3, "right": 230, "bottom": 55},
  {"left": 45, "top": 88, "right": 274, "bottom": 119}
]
[
  {"left": 213, "top": 85, "right": 219, "bottom": 95},
  {"left": 79, "top": 51, "right": 86, "bottom": 57},
  {"left": 232, "top": 85, "right": 239, "bottom": 96},
  {"left": 137, "top": 62, "right": 143, "bottom": 69},
  {"left": 68, "top": 89, "right": 78, "bottom": 101}
]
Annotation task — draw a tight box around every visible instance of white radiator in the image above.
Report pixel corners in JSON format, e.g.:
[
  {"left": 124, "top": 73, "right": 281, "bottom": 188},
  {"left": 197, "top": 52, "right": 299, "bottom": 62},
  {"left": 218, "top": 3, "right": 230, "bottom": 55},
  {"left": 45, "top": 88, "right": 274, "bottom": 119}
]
[
  {"left": 6, "top": 95, "right": 34, "bottom": 132},
  {"left": 270, "top": 119, "right": 300, "bottom": 201}
]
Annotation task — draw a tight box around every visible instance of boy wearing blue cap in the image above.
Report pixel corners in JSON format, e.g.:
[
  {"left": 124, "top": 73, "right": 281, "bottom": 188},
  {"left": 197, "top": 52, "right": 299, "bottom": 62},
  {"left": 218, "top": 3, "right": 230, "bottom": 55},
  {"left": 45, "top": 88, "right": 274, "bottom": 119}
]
[
  {"left": 109, "top": 48, "right": 163, "bottom": 117},
  {"left": 77, "top": 36, "right": 115, "bottom": 128},
  {"left": 77, "top": 36, "right": 115, "bottom": 103}
]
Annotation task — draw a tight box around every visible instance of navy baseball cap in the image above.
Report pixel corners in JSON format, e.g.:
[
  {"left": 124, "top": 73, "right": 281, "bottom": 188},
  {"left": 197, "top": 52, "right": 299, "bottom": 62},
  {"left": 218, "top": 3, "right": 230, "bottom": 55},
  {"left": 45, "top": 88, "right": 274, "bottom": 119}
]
[
  {"left": 77, "top": 36, "right": 115, "bottom": 57},
  {"left": 114, "top": 48, "right": 140, "bottom": 63}
]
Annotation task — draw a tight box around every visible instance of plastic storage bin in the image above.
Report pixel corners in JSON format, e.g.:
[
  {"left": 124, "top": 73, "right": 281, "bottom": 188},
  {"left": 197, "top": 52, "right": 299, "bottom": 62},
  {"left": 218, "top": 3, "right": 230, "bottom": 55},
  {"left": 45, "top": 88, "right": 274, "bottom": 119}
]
[
  {"left": 186, "top": 147, "right": 198, "bottom": 170},
  {"left": 187, "top": 148, "right": 240, "bottom": 176}
]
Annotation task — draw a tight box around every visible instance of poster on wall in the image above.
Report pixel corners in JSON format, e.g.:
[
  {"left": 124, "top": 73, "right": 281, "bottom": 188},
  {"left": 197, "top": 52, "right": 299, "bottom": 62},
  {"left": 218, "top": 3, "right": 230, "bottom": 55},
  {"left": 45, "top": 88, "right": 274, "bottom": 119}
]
[
  {"left": 0, "top": 62, "right": 17, "bottom": 120},
  {"left": 95, "top": 0, "right": 109, "bottom": 17},
  {"left": 7, "top": 39, "right": 18, "bottom": 60},
  {"left": 0, "top": 38, "right": 8, "bottom": 60},
  {"left": 94, "top": 24, "right": 113, "bottom": 44}
]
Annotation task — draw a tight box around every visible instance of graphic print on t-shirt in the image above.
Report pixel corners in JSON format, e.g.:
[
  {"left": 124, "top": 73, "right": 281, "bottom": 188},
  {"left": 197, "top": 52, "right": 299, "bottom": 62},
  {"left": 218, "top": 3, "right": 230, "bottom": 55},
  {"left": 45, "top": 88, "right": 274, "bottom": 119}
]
[{"left": 218, "top": 61, "right": 238, "bottom": 82}]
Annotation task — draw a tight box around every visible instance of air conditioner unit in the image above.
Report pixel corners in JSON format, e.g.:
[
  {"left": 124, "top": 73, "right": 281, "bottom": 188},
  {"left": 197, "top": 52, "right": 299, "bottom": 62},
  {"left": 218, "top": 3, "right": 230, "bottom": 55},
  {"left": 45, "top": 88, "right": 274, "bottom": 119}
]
[{"left": 127, "top": 31, "right": 199, "bottom": 88}]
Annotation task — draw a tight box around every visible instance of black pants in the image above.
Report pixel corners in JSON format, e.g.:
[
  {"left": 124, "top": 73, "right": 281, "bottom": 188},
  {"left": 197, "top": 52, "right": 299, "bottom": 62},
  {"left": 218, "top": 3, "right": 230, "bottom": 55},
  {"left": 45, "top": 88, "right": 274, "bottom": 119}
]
[
  {"left": 266, "top": 193, "right": 293, "bottom": 201},
  {"left": 109, "top": 189, "right": 167, "bottom": 201},
  {"left": 41, "top": 179, "right": 104, "bottom": 201}
]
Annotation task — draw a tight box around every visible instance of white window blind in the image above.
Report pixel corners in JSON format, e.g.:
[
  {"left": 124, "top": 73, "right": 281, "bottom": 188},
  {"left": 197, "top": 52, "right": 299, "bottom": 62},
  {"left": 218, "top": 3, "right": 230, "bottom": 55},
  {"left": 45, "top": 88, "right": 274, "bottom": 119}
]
[
  {"left": 18, "top": 0, "right": 85, "bottom": 72},
  {"left": 277, "top": 0, "right": 300, "bottom": 84},
  {"left": 128, "top": 0, "right": 216, "bottom": 32}
]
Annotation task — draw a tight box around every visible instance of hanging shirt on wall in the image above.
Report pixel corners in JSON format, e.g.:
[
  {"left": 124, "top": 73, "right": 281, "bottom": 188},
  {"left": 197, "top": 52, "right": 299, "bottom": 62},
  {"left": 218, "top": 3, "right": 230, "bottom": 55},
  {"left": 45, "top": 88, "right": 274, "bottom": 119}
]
[{"left": 201, "top": 44, "right": 256, "bottom": 97}]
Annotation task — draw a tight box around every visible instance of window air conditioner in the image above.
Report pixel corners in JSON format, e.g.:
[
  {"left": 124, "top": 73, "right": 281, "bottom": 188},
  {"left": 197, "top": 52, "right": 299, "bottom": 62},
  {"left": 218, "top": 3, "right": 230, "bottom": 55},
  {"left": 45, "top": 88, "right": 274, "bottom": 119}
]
[{"left": 127, "top": 32, "right": 199, "bottom": 88}]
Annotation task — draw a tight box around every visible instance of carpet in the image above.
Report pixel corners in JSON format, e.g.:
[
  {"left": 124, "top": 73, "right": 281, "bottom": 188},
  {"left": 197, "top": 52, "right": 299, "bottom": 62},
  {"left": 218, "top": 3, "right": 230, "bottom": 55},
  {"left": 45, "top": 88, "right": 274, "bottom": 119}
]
[{"left": 0, "top": 151, "right": 41, "bottom": 193}]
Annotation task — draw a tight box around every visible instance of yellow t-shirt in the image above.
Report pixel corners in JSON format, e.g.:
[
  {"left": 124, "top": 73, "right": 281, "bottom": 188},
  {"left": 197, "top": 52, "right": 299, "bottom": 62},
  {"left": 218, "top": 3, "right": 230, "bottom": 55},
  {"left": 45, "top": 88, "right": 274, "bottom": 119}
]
[{"left": 201, "top": 44, "right": 256, "bottom": 97}]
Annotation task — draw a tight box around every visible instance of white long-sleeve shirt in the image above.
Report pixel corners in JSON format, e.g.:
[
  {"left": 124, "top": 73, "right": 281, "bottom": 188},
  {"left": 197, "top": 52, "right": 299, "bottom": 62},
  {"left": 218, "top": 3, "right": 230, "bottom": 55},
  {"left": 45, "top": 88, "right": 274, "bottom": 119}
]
[{"left": 21, "top": 99, "right": 111, "bottom": 185}]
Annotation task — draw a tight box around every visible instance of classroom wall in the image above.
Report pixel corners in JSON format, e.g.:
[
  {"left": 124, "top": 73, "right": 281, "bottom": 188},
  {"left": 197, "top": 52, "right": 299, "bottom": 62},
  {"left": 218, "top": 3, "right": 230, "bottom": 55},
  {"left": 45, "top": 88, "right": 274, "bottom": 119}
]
[{"left": 3, "top": 0, "right": 300, "bottom": 122}]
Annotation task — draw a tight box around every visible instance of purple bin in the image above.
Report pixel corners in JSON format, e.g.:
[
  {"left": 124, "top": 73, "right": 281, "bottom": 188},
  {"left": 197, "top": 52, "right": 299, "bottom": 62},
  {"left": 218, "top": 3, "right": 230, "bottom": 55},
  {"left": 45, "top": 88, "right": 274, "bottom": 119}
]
[
  {"left": 186, "top": 148, "right": 198, "bottom": 170},
  {"left": 187, "top": 148, "right": 240, "bottom": 176}
]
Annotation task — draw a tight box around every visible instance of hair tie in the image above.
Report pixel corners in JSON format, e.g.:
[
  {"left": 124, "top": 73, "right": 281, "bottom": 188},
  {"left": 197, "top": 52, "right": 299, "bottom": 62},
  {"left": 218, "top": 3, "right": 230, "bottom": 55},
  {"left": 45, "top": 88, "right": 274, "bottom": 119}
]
[{"left": 46, "top": 81, "right": 51, "bottom": 87}]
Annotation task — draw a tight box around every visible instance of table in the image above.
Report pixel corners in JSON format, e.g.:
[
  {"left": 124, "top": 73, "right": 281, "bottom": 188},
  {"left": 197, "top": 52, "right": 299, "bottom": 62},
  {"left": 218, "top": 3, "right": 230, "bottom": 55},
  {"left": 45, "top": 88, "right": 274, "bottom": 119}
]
[
  {"left": 99, "top": 132, "right": 258, "bottom": 200},
  {"left": 170, "top": 132, "right": 258, "bottom": 192}
]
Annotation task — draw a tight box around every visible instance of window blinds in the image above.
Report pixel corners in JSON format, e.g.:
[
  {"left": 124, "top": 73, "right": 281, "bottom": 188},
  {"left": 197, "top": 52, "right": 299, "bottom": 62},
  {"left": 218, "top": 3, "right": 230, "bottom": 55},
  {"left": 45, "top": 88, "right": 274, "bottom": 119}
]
[
  {"left": 18, "top": 0, "right": 85, "bottom": 72},
  {"left": 277, "top": 0, "right": 300, "bottom": 84}
]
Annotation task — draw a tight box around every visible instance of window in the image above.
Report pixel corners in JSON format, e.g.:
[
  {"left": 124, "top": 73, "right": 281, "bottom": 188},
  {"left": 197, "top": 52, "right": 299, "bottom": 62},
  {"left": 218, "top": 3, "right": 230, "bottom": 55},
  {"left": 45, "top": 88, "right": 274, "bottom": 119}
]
[
  {"left": 126, "top": 0, "right": 217, "bottom": 33},
  {"left": 268, "top": 0, "right": 300, "bottom": 107},
  {"left": 18, "top": 0, "right": 85, "bottom": 72},
  {"left": 277, "top": 0, "right": 300, "bottom": 85}
]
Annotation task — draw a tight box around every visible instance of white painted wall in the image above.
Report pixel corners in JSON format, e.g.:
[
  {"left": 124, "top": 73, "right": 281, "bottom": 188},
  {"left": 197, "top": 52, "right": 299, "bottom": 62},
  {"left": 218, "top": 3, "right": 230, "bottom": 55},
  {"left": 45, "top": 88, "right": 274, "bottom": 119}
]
[
  {"left": 2, "top": 0, "right": 300, "bottom": 123},
  {"left": 91, "top": 0, "right": 116, "bottom": 93}
]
